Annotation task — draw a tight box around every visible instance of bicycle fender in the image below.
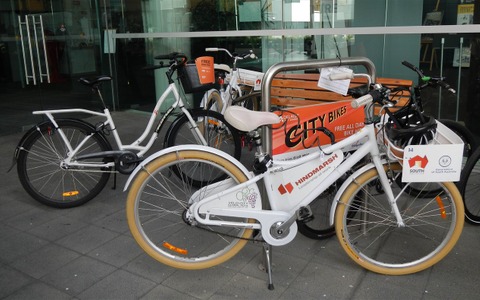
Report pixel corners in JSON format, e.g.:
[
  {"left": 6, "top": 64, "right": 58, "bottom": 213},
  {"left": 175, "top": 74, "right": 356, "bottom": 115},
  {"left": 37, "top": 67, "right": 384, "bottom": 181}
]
[
  {"left": 123, "top": 144, "right": 250, "bottom": 191},
  {"left": 162, "top": 108, "right": 201, "bottom": 148},
  {"left": 162, "top": 108, "right": 225, "bottom": 148},
  {"left": 329, "top": 160, "right": 388, "bottom": 225},
  {"left": 8, "top": 118, "right": 111, "bottom": 172}
]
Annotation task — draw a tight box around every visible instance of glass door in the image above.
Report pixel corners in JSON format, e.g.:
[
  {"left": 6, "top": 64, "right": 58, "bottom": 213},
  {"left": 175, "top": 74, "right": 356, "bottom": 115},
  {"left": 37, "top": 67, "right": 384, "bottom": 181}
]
[{"left": 0, "top": 0, "right": 109, "bottom": 136}]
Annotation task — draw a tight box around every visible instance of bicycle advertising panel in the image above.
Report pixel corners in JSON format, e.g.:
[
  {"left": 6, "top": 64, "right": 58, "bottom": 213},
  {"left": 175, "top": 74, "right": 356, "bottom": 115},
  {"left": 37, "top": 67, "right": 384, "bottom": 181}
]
[
  {"left": 272, "top": 101, "right": 365, "bottom": 160},
  {"left": 399, "top": 121, "right": 464, "bottom": 182}
]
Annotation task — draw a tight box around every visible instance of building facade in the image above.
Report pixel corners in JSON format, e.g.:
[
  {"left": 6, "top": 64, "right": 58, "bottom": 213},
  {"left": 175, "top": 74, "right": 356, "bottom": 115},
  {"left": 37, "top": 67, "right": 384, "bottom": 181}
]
[{"left": 0, "top": 0, "right": 479, "bottom": 135}]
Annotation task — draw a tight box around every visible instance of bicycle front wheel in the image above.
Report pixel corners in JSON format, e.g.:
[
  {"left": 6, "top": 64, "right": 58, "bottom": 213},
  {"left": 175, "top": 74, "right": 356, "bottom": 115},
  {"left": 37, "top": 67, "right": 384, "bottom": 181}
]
[
  {"left": 17, "top": 119, "right": 112, "bottom": 208},
  {"left": 459, "top": 146, "right": 480, "bottom": 224},
  {"left": 165, "top": 109, "right": 241, "bottom": 160},
  {"left": 335, "top": 163, "right": 464, "bottom": 275},
  {"left": 126, "top": 149, "right": 254, "bottom": 269}
]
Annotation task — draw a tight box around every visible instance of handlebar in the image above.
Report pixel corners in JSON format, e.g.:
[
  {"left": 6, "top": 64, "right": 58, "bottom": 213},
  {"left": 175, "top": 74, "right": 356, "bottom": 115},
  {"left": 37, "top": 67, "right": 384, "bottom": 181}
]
[
  {"left": 401, "top": 60, "right": 456, "bottom": 94},
  {"left": 350, "top": 90, "right": 384, "bottom": 109},
  {"left": 205, "top": 47, "right": 257, "bottom": 60},
  {"left": 143, "top": 52, "right": 188, "bottom": 71},
  {"left": 329, "top": 72, "right": 354, "bottom": 80}
]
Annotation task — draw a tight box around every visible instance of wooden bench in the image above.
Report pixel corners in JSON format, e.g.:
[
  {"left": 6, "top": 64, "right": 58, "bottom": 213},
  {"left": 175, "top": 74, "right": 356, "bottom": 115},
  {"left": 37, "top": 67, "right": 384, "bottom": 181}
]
[{"left": 270, "top": 73, "right": 412, "bottom": 111}]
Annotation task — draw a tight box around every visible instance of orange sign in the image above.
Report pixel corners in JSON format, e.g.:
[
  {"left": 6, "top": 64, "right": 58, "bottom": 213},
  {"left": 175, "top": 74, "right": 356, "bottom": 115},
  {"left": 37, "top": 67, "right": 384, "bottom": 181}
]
[
  {"left": 195, "top": 56, "right": 215, "bottom": 84},
  {"left": 272, "top": 101, "right": 365, "bottom": 156}
]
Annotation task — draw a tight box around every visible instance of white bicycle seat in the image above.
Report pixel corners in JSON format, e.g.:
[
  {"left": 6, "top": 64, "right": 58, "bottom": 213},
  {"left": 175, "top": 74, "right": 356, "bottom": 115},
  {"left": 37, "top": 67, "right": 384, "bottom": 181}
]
[
  {"left": 214, "top": 64, "right": 231, "bottom": 73},
  {"left": 224, "top": 106, "right": 280, "bottom": 132}
]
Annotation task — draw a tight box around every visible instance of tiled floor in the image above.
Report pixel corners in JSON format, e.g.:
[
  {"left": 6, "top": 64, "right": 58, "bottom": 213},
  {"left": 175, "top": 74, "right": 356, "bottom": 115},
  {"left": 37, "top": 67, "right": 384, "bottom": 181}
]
[{"left": 1, "top": 110, "right": 480, "bottom": 299}]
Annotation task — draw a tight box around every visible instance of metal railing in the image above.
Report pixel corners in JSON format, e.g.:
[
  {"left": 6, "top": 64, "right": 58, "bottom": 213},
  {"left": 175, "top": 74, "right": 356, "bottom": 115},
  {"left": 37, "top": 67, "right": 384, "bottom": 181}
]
[{"left": 260, "top": 57, "right": 377, "bottom": 154}]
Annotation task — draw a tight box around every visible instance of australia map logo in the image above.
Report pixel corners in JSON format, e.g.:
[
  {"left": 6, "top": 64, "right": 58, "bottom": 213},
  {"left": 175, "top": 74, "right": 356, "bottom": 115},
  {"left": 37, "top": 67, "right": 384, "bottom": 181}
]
[{"left": 408, "top": 155, "right": 428, "bottom": 174}]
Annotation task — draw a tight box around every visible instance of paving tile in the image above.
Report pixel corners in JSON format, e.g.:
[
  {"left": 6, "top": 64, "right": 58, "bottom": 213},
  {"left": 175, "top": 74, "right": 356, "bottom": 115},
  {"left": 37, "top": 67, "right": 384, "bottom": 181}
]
[
  {"left": 162, "top": 266, "right": 237, "bottom": 300},
  {"left": 56, "top": 224, "right": 119, "bottom": 254},
  {"left": 41, "top": 255, "right": 116, "bottom": 297},
  {"left": 77, "top": 269, "right": 156, "bottom": 299},
  {"left": 61, "top": 196, "right": 123, "bottom": 224},
  {"left": 4, "top": 206, "right": 62, "bottom": 232},
  {"left": 0, "top": 197, "right": 40, "bottom": 221},
  {"left": 3, "top": 281, "right": 71, "bottom": 300},
  {"left": 87, "top": 235, "right": 143, "bottom": 267},
  {"left": 0, "top": 265, "right": 33, "bottom": 298},
  {"left": 10, "top": 243, "right": 80, "bottom": 279},
  {"left": 210, "top": 272, "right": 285, "bottom": 300},
  {"left": 122, "top": 253, "right": 177, "bottom": 284},
  {"left": 27, "top": 215, "right": 89, "bottom": 242},
  {"left": 0, "top": 231, "right": 48, "bottom": 264},
  {"left": 289, "top": 261, "right": 363, "bottom": 299},
  {"left": 353, "top": 271, "right": 429, "bottom": 300},
  {"left": 240, "top": 247, "right": 309, "bottom": 288},
  {"left": 92, "top": 209, "right": 130, "bottom": 234},
  {"left": 140, "top": 284, "right": 193, "bottom": 300}
]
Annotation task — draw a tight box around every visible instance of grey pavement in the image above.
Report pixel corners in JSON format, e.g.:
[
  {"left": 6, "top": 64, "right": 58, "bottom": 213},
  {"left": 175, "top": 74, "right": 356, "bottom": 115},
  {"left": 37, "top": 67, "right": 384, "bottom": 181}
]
[{"left": 1, "top": 110, "right": 480, "bottom": 300}]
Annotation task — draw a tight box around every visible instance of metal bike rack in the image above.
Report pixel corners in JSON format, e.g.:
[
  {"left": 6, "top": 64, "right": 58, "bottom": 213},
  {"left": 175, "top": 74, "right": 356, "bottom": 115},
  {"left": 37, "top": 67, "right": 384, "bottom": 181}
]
[
  {"left": 258, "top": 57, "right": 376, "bottom": 289},
  {"left": 260, "top": 56, "right": 377, "bottom": 155}
]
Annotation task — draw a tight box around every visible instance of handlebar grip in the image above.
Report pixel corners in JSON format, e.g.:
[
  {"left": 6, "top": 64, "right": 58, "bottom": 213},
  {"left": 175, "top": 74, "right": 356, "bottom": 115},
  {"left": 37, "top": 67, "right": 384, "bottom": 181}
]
[
  {"left": 401, "top": 61, "right": 416, "bottom": 71},
  {"left": 329, "top": 72, "right": 354, "bottom": 80},
  {"left": 351, "top": 94, "right": 373, "bottom": 109},
  {"left": 438, "top": 81, "right": 456, "bottom": 94},
  {"left": 206, "top": 48, "right": 219, "bottom": 52}
]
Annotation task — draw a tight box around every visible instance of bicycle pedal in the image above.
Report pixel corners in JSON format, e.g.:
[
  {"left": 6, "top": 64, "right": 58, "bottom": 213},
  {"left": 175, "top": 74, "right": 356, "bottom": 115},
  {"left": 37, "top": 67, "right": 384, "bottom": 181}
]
[{"left": 297, "top": 206, "right": 314, "bottom": 223}]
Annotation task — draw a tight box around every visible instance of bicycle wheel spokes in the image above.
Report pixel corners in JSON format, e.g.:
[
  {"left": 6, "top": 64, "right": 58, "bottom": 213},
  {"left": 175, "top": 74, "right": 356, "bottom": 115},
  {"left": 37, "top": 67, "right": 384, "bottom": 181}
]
[
  {"left": 127, "top": 151, "right": 252, "bottom": 269},
  {"left": 17, "top": 121, "right": 111, "bottom": 208},
  {"left": 166, "top": 110, "right": 241, "bottom": 161},
  {"left": 336, "top": 164, "right": 463, "bottom": 275}
]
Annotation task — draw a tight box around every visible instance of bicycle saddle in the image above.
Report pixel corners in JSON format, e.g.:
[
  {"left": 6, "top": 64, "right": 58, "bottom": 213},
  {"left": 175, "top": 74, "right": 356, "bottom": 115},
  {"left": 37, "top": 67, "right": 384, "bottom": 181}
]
[
  {"left": 214, "top": 63, "right": 231, "bottom": 73},
  {"left": 224, "top": 106, "right": 280, "bottom": 132}
]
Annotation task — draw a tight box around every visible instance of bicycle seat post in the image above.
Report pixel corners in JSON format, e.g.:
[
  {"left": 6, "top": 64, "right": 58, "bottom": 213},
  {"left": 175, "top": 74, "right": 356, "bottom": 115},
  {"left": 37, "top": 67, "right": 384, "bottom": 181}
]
[{"left": 94, "top": 84, "right": 108, "bottom": 109}]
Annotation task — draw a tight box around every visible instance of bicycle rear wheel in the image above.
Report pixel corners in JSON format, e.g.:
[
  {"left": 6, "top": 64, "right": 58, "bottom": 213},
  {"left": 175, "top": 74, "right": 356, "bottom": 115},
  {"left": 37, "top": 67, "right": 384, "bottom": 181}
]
[
  {"left": 17, "top": 119, "right": 112, "bottom": 208},
  {"left": 232, "top": 91, "right": 261, "bottom": 111},
  {"left": 335, "top": 163, "right": 464, "bottom": 275},
  {"left": 126, "top": 149, "right": 254, "bottom": 269},
  {"left": 459, "top": 146, "right": 480, "bottom": 224},
  {"left": 165, "top": 109, "right": 241, "bottom": 160}
]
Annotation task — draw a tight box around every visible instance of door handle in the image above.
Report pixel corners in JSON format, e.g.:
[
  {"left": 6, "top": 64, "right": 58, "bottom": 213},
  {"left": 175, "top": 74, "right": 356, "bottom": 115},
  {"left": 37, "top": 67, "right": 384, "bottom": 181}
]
[{"left": 18, "top": 14, "right": 51, "bottom": 85}]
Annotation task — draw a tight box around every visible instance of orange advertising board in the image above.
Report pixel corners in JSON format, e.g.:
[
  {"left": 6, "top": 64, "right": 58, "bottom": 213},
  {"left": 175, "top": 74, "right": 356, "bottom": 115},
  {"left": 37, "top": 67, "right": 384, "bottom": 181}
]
[
  {"left": 195, "top": 56, "right": 215, "bottom": 84},
  {"left": 272, "top": 101, "right": 365, "bottom": 158}
]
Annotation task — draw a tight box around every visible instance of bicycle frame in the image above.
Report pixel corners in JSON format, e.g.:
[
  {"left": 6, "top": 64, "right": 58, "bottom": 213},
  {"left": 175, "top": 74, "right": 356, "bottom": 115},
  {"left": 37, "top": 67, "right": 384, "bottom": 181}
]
[
  {"left": 201, "top": 48, "right": 261, "bottom": 114},
  {"left": 31, "top": 81, "right": 208, "bottom": 169},
  {"left": 124, "top": 116, "right": 404, "bottom": 246}
]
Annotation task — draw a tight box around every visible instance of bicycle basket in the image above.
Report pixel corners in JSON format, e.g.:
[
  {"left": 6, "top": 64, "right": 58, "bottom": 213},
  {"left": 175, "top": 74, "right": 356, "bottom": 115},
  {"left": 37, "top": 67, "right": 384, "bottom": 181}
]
[
  {"left": 382, "top": 102, "right": 437, "bottom": 161},
  {"left": 178, "top": 56, "right": 215, "bottom": 94}
]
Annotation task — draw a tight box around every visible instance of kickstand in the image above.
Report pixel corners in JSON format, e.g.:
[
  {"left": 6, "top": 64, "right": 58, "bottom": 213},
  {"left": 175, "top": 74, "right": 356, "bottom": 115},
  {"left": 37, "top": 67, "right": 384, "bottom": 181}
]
[
  {"left": 112, "top": 171, "right": 117, "bottom": 190},
  {"left": 262, "top": 243, "right": 274, "bottom": 290}
]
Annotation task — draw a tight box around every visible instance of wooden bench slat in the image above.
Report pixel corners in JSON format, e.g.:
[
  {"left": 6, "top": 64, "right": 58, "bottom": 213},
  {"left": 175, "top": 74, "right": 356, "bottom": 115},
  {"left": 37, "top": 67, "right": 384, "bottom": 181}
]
[{"left": 269, "top": 73, "right": 412, "bottom": 110}]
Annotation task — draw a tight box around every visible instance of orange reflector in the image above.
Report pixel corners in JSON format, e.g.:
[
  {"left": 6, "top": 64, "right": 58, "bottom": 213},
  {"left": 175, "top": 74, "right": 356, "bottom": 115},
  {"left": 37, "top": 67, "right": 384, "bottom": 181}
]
[
  {"left": 163, "top": 242, "right": 188, "bottom": 255},
  {"left": 435, "top": 196, "right": 447, "bottom": 219},
  {"left": 63, "top": 191, "right": 79, "bottom": 197},
  {"left": 208, "top": 119, "right": 219, "bottom": 126}
]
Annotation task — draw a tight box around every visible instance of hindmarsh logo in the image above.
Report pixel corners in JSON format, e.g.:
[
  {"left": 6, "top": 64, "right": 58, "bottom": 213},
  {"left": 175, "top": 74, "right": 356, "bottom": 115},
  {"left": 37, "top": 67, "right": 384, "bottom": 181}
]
[{"left": 278, "top": 183, "right": 294, "bottom": 195}]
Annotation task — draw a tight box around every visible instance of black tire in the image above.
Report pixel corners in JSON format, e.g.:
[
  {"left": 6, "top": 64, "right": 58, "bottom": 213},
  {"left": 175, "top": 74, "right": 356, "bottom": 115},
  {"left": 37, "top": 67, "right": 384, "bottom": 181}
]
[
  {"left": 17, "top": 119, "right": 112, "bottom": 208},
  {"left": 165, "top": 109, "right": 242, "bottom": 160},
  {"left": 439, "top": 119, "right": 477, "bottom": 159},
  {"left": 459, "top": 146, "right": 480, "bottom": 224}
]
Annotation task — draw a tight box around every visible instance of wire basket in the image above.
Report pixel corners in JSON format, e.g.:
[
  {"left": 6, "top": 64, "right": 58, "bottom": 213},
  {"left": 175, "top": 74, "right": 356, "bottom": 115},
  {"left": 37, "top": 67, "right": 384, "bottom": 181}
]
[
  {"left": 178, "top": 57, "right": 215, "bottom": 94},
  {"left": 381, "top": 120, "right": 459, "bottom": 163}
]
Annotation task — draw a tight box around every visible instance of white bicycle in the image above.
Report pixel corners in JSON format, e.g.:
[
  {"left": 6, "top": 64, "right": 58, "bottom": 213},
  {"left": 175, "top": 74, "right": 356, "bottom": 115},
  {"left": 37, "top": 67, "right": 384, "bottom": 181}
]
[
  {"left": 202, "top": 47, "right": 263, "bottom": 114},
  {"left": 12, "top": 53, "right": 241, "bottom": 208},
  {"left": 124, "top": 72, "right": 464, "bottom": 288}
]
